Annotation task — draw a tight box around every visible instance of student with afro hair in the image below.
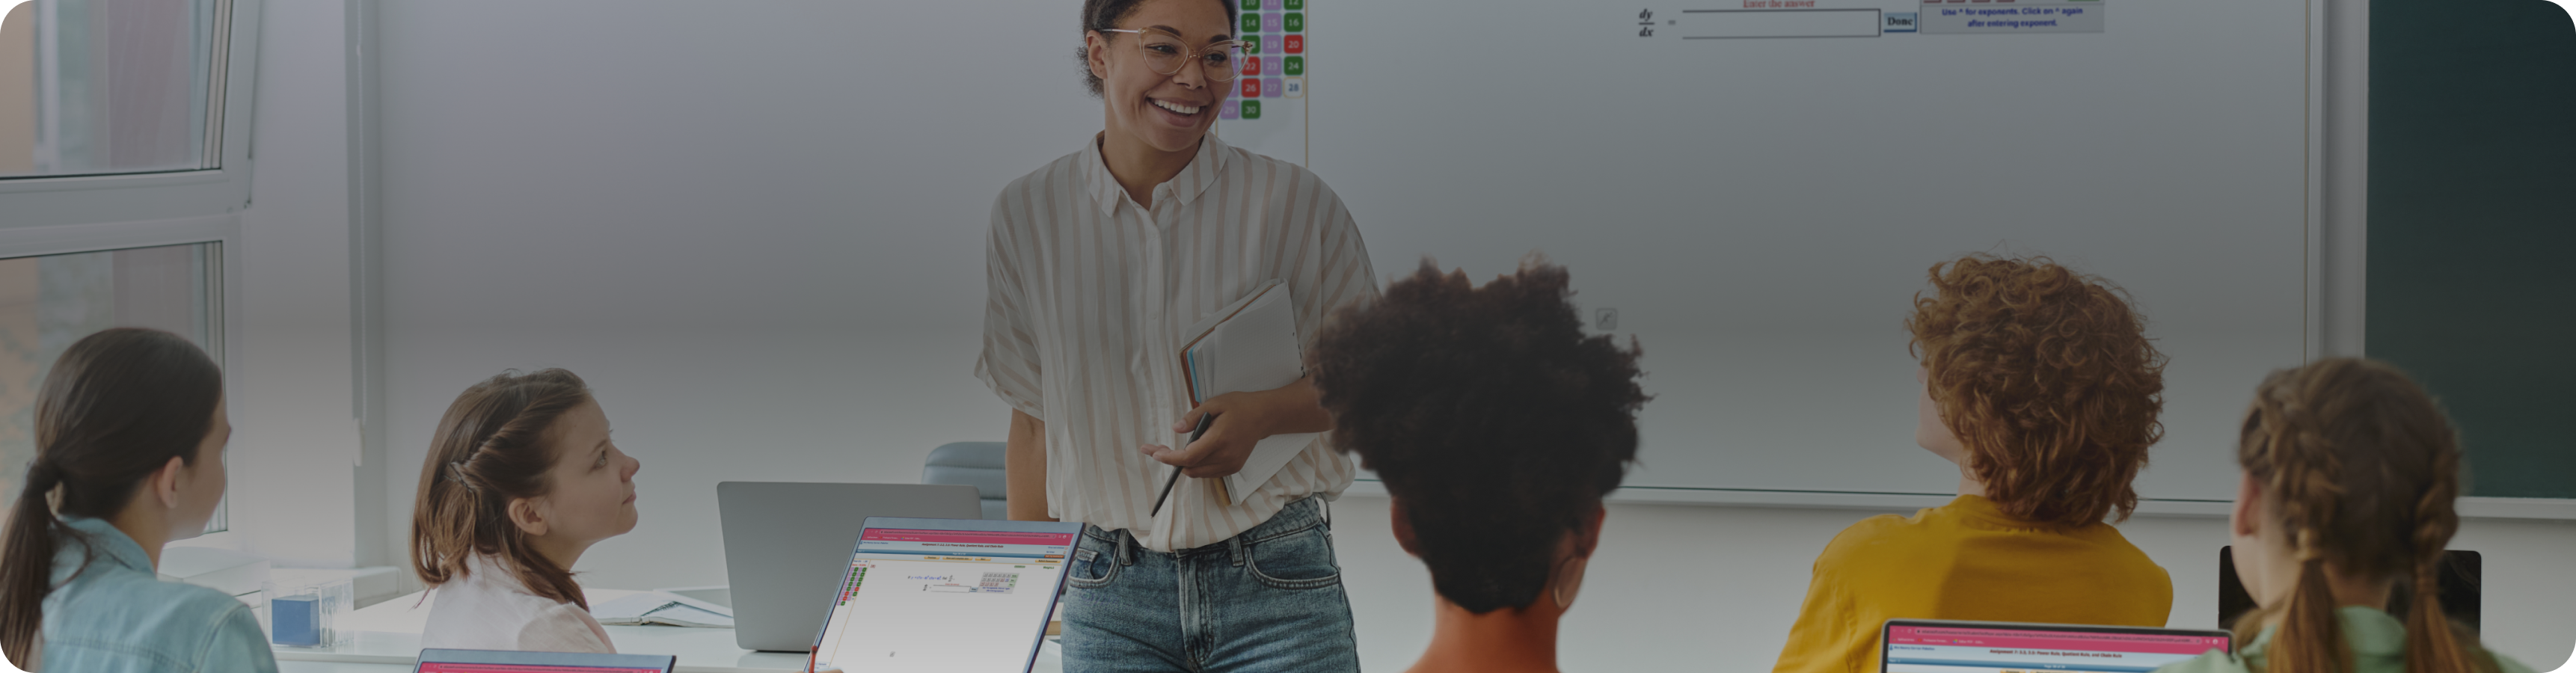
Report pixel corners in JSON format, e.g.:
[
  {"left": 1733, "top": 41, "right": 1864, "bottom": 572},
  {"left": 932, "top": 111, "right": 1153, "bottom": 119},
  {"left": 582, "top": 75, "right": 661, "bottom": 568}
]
[{"left": 1311, "top": 258, "right": 1649, "bottom": 673}]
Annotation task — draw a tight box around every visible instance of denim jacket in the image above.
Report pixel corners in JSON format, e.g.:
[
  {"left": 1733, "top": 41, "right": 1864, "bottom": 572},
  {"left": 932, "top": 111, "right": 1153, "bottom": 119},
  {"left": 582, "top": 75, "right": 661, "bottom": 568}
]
[{"left": 25, "top": 517, "right": 277, "bottom": 673}]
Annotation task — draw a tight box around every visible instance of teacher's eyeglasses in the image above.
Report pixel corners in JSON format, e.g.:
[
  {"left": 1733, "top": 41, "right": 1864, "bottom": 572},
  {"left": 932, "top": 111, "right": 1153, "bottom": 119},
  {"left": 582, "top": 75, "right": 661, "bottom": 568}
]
[{"left": 1097, "top": 28, "right": 1245, "bottom": 82}]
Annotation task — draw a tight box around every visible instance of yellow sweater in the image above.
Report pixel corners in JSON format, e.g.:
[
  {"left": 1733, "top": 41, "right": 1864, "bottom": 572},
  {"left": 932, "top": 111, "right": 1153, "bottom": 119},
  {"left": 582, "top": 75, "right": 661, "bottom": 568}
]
[{"left": 1772, "top": 495, "right": 2174, "bottom": 673}]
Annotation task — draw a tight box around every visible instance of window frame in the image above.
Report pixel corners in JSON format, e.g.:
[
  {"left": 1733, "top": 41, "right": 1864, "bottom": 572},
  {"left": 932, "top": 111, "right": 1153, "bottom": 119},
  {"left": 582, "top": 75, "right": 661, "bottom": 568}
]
[
  {"left": 0, "top": 0, "right": 260, "bottom": 544},
  {"left": 0, "top": 215, "right": 242, "bottom": 541},
  {"left": 0, "top": 0, "right": 260, "bottom": 228}
]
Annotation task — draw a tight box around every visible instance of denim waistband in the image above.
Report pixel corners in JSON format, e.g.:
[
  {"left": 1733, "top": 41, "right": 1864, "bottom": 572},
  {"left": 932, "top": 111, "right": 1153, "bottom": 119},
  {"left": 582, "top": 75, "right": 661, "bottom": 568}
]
[{"left": 1085, "top": 495, "right": 1330, "bottom": 559}]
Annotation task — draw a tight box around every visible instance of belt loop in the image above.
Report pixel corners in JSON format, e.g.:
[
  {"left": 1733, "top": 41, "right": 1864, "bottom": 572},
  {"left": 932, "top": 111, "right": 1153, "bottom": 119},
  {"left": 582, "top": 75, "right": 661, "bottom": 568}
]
[
  {"left": 1319, "top": 497, "right": 1331, "bottom": 529},
  {"left": 1117, "top": 529, "right": 1137, "bottom": 567},
  {"left": 1227, "top": 534, "right": 1247, "bottom": 568}
]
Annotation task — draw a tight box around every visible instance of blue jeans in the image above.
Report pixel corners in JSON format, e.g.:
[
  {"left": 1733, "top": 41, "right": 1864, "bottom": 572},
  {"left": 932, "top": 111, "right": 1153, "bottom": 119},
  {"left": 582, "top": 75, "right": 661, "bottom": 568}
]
[{"left": 1062, "top": 497, "right": 1360, "bottom": 673}]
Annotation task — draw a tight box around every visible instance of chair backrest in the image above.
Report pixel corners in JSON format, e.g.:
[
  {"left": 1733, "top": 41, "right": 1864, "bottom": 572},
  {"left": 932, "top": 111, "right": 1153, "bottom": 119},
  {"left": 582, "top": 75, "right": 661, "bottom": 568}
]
[{"left": 921, "top": 441, "right": 1009, "bottom": 520}]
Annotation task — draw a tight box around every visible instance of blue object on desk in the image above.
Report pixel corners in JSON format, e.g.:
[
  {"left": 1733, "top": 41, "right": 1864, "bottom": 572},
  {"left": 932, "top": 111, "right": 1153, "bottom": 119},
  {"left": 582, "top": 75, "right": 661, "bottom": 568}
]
[{"left": 272, "top": 595, "right": 321, "bottom": 646}]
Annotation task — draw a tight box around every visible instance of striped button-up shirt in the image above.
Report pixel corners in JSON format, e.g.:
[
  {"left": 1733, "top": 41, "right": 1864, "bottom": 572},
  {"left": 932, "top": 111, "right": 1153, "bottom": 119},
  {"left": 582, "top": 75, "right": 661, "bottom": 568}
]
[{"left": 976, "top": 133, "right": 1379, "bottom": 551}]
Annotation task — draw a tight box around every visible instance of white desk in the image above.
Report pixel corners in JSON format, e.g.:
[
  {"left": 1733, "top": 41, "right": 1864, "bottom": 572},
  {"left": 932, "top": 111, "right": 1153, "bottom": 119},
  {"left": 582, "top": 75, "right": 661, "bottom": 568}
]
[{"left": 273, "top": 589, "right": 1063, "bottom": 673}]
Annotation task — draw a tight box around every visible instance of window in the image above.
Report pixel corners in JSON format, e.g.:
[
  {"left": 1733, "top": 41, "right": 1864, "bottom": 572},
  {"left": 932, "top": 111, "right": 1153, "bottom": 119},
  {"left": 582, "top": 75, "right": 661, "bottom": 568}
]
[
  {"left": 0, "top": 242, "right": 224, "bottom": 532},
  {"left": 2, "top": 0, "right": 232, "bottom": 178},
  {"left": 1, "top": 0, "right": 253, "bottom": 545},
  {"left": 0, "top": 0, "right": 252, "bottom": 231}
]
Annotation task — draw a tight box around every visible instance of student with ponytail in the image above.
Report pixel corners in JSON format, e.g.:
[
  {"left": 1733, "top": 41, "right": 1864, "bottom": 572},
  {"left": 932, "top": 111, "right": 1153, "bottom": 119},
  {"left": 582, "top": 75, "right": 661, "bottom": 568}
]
[
  {"left": 411, "top": 369, "right": 642, "bottom": 654},
  {"left": 2156, "top": 357, "right": 2533, "bottom": 673},
  {"left": 0, "top": 328, "right": 271, "bottom": 672}
]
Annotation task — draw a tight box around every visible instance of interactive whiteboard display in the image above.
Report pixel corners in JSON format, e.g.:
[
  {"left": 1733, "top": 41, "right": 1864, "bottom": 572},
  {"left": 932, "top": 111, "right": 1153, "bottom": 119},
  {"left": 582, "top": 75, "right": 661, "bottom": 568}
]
[{"left": 1245, "top": 0, "right": 2318, "bottom": 503}]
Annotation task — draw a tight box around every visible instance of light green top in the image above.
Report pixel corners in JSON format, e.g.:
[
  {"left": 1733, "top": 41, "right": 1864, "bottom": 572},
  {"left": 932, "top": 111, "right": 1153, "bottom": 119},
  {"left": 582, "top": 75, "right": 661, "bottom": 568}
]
[{"left": 2153, "top": 606, "right": 2537, "bottom": 673}]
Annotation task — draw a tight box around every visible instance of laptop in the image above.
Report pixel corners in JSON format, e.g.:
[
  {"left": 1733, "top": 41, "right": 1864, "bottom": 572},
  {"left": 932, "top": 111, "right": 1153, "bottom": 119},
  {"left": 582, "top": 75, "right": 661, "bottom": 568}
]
[
  {"left": 1882, "top": 619, "right": 2233, "bottom": 672},
  {"left": 414, "top": 648, "right": 675, "bottom": 673},
  {"left": 717, "top": 482, "right": 984, "bottom": 651},
  {"left": 807, "top": 516, "right": 1083, "bottom": 673}
]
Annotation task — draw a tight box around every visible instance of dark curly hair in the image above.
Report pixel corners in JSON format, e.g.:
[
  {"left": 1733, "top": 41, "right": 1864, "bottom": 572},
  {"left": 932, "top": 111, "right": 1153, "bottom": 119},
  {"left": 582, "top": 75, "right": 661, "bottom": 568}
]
[
  {"left": 1076, "top": 0, "right": 1239, "bottom": 97},
  {"left": 1906, "top": 254, "right": 2166, "bottom": 528},
  {"left": 1312, "top": 259, "right": 1648, "bottom": 613}
]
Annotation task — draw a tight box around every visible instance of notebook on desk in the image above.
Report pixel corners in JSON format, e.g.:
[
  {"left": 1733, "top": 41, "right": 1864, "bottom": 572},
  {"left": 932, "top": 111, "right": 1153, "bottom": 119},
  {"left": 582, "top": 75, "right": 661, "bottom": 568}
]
[
  {"left": 1176, "top": 279, "right": 1317, "bottom": 505},
  {"left": 589, "top": 591, "right": 733, "bottom": 628}
]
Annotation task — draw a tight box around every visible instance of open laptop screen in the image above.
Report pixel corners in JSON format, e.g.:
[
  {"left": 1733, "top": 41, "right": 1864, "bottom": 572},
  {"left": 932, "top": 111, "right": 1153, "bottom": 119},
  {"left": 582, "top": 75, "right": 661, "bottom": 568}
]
[
  {"left": 809, "top": 517, "right": 1079, "bottom": 672},
  {"left": 1883, "top": 621, "right": 2233, "bottom": 673}
]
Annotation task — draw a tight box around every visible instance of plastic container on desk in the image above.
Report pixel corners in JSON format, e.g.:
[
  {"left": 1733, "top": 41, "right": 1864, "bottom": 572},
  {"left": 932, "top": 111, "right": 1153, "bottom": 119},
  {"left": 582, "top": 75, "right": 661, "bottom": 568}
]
[{"left": 264, "top": 577, "right": 354, "bottom": 650}]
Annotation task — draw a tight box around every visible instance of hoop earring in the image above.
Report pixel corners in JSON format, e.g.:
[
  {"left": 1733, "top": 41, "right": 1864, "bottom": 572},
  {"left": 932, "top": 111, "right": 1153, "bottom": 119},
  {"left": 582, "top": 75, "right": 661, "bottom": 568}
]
[{"left": 1553, "top": 556, "right": 1588, "bottom": 609}]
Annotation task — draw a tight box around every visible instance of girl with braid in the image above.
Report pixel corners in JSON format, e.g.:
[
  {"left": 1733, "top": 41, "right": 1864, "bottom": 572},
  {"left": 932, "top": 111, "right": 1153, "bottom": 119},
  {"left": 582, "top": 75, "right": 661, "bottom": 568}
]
[
  {"left": 411, "top": 369, "right": 643, "bottom": 654},
  {"left": 2155, "top": 358, "right": 2535, "bottom": 673}
]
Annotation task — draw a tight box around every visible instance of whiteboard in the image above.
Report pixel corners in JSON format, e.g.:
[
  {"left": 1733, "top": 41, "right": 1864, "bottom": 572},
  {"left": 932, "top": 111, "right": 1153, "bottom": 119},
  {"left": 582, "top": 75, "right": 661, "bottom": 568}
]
[{"left": 1223, "top": 0, "right": 2319, "bottom": 503}]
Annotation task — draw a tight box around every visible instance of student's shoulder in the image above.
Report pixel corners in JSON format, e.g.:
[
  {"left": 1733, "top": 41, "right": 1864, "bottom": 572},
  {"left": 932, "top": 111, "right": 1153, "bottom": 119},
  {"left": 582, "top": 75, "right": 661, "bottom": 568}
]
[
  {"left": 52, "top": 574, "right": 265, "bottom": 657},
  {"left": 159, "top": 579, "right": 259, "bottom": 618},
  {"left": 2071, "top": 520, "right": 2171, "bottom": 579},
  {"left": 517, "top": 600, "right": 613, "bottom": 653},
  {"left": 80, "top": 567, "right": 251, "bottom": 620},
  {"left": 1830, "top": 503, "right": 1975, "bottom": 547},
  {"left": 1812, "top": 511, "right": 1938, "bottom": 568},
  {"left": 1812, "top": 501, "right": 2024, "bottom": 574}
]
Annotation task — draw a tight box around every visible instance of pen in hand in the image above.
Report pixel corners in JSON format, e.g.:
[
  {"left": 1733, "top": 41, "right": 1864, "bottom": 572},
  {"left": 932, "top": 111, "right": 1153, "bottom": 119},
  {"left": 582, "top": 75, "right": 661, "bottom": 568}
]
[{"left": 1150, "top": 413, "right": 1218, "bottom": 517}]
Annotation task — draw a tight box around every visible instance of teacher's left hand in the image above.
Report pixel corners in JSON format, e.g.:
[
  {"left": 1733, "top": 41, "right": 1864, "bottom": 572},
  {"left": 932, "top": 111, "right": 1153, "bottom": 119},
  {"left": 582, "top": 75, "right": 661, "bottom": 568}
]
[{"left": 1138, "top": 390, "right": 1284, "bottom": 479}]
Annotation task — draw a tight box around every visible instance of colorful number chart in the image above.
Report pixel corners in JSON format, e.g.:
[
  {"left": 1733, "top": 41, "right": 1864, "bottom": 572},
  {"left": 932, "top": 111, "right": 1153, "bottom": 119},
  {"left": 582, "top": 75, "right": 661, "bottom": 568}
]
[{"left": 1217, "top": 0, "right": 1307, "bottom": 165}]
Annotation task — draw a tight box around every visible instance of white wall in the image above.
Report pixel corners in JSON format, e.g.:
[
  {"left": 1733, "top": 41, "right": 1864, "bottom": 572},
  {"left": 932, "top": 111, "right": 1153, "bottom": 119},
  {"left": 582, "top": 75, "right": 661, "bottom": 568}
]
[
  {"left": 222, "top": 0, "right": 363, "bottom": 569},
  {"left": 0, "top": 0, "right": 369, "bottom": 569},
  {"left": 369, "top": 0, "right": 1100, "bottom": 585}
]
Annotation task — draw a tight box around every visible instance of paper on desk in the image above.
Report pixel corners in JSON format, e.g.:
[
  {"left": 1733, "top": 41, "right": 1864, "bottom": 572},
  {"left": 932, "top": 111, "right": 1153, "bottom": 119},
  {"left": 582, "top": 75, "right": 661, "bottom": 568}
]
[{"left": 589, "top": 591, "right": 734, "bottom": 628}]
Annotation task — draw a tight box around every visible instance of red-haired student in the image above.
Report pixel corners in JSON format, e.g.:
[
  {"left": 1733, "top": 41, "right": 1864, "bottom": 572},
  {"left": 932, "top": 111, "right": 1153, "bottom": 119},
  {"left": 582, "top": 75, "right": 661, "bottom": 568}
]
[{"left": 1773, "top": 255, "right": 2175, "bottom": 673}]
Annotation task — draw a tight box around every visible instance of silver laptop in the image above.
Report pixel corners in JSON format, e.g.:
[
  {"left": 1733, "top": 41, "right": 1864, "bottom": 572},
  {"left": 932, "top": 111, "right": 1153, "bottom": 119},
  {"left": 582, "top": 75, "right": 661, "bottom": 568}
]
[{"left": 717, "top": 482, "right": 983, "bottom": 652}]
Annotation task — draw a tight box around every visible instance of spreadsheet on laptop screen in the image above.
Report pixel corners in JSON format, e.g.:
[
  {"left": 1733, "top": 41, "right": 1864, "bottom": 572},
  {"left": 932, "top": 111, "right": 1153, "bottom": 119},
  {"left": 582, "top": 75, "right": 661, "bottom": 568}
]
[{"left": 809, "top": 526, "right": 1073, "bottom": 672}]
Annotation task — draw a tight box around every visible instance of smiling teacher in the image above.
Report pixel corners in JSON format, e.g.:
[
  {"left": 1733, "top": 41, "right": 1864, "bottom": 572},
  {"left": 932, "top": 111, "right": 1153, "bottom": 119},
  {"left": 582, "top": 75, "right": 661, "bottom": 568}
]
[{"left": 972, "top": 0, "right": 1379, "bottom": 671}]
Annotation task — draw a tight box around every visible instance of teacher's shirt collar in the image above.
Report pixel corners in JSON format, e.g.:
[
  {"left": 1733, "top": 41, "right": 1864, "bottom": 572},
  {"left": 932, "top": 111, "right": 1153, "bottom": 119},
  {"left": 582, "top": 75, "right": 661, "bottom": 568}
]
[{"left": 1082, "top": 132, "right": 1233, "bottom": 217}]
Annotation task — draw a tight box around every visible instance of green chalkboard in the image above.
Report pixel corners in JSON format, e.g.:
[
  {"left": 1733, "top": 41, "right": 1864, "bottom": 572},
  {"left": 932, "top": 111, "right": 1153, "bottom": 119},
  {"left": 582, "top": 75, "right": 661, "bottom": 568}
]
[{"left": 2367, "top": 0, "right": 2576, "bottom": 499}]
